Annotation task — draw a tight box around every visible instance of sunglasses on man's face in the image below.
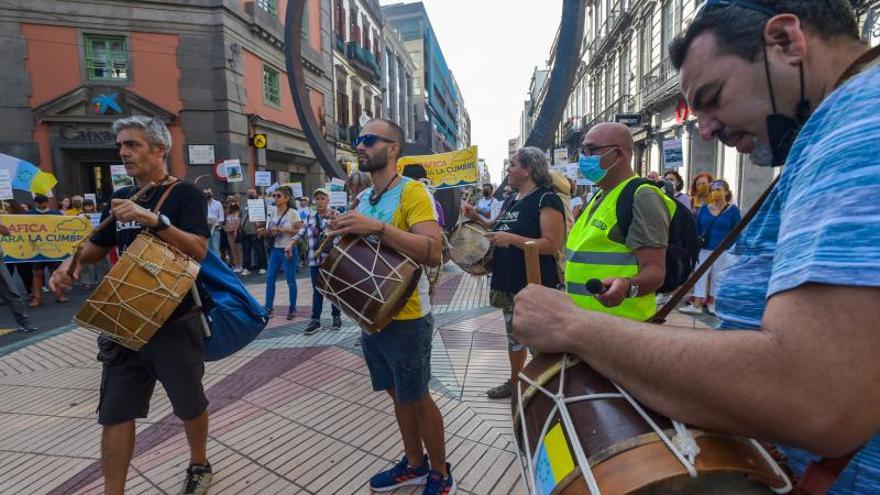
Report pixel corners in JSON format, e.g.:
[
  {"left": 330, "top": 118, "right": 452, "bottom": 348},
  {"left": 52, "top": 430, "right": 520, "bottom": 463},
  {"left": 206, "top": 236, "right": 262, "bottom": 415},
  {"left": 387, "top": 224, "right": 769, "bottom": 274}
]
[{"left": 354, "top": 134, "right": 394, "bottom": 148}]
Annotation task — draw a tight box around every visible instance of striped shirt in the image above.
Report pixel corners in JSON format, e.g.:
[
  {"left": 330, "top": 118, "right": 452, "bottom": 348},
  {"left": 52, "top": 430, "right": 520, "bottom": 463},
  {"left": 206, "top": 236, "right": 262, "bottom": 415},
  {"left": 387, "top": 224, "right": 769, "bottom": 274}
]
[{"left": 715, "top": 63, "right": 880, "bottom": 494}]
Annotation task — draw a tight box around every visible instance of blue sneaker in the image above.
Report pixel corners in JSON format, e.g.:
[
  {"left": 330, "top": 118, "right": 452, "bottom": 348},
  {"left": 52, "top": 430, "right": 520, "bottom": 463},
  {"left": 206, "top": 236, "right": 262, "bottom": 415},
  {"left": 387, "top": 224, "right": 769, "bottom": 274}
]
[
  {"left": 423, "top": 463, "right": 456, "bottom": 495},
  {"left": 370, "top": 455, "right": 429, "bottom": 492}
]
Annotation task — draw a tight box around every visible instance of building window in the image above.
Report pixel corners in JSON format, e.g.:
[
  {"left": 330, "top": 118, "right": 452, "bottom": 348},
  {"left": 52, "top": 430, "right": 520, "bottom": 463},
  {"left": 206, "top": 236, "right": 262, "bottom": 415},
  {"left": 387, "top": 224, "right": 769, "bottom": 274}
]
[
  {"left": 263, "top": 65, "right": 281, "bottom": 106},
  {"left": 302, "top": 1, "right": 310, "bottom": 39},
  {"left": 84, "top": 34, "right": 129, "bottom": 81},
  {"left": 257, "top": 0, "right": 278, "bottom": 17}
]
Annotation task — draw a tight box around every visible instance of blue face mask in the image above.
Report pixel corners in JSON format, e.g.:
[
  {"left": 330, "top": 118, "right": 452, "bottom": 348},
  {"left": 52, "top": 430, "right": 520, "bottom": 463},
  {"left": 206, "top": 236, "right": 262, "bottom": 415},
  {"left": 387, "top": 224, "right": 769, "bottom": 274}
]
[{"left": 578, "top": 149, "right": 618, "bottom": 184}]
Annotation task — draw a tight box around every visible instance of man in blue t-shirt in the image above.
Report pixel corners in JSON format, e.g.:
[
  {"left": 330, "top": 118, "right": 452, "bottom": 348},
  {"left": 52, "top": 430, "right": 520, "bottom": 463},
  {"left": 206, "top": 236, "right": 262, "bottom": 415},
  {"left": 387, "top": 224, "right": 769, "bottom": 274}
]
[{"left": 511, "top": 2, "right": 880, "bottom": 494}]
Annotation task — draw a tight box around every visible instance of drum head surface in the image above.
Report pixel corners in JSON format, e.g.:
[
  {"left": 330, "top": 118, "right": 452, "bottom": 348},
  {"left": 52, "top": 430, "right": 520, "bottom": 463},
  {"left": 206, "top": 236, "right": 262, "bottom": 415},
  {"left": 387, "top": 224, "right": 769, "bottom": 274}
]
[{"left": 448, "top": 223, "right": 492, "bottom": 268}]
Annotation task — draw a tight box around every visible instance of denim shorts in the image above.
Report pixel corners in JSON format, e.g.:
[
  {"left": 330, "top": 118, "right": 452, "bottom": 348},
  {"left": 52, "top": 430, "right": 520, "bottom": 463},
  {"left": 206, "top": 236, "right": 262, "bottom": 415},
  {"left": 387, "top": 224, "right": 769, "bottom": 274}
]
[{"left": 361, "top": 314, "right": 434, "bottom": 404}]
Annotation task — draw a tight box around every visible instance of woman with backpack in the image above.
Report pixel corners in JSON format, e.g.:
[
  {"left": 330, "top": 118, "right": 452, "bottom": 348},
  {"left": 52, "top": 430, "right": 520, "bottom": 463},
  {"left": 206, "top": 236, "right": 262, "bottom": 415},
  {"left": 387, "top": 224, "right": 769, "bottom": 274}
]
[
  {"left": 461, "top": 147, "right": 565, "bottom": 399},
  {"left": 679, "top": 179, "right": 741, "bottom": 316}
]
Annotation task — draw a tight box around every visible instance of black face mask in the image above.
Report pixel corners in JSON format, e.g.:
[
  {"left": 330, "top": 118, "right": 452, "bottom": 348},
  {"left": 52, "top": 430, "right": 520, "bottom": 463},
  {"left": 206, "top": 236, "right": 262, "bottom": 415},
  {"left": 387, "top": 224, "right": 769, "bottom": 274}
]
[{"left": 762, "top": 48, "right": 811, "bottom": 167}]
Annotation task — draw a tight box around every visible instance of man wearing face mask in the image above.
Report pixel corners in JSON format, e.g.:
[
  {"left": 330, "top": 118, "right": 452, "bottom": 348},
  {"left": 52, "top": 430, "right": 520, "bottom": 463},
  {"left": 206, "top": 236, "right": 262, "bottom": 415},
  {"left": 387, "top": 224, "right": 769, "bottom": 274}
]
[
  {"left": 475, "top": 183, "right": 502, "bottom": 223},
  {"left": 240, "top": 188, "right": 266, "bottom": 276},
  {"left": 513, "top": 1, "right": 880, "bottom": 492},
  {"left": 563, "top": 123, "right": 675, "bottom": 319}
]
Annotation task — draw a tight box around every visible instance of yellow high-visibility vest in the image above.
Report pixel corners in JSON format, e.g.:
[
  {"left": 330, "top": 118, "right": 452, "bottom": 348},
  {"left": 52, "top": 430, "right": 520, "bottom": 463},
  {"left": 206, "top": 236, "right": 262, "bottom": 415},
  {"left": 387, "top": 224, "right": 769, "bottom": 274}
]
[{"left": 565, "top": 176, "right": 676, "bottom": 321}]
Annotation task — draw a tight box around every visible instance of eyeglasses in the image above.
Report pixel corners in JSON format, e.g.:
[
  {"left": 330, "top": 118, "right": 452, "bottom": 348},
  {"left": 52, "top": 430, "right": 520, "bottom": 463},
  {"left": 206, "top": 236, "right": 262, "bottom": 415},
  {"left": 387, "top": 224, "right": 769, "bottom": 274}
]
[
  {"left": 579, "top": 144, "right": 618, "bottom": 156},
  {"left": 272, "top": 194, "right": 284, "bottom": 198},
  {"left": 354, "top": 134, "right": 395, "bottom": 148},
  {"left": 709, "top": 181, "right": 726, "bottom": 190}
]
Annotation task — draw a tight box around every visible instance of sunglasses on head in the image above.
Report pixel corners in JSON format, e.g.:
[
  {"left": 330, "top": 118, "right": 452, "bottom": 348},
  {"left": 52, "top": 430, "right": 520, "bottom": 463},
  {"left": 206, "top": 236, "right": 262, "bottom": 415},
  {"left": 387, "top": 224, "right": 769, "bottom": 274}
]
[{"left": 354, "top": 134, "right": 395, "bottom": 148}]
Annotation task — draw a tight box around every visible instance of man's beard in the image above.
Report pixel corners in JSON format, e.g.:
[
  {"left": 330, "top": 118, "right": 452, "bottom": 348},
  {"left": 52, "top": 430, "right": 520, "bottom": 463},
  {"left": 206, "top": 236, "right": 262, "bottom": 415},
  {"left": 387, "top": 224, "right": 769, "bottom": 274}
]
[
  {"left": 358, "top": 149, "right": 388, "bottom": 172},
  {"left": 749, "top": 138, "right": 774, "bottom": 167}
]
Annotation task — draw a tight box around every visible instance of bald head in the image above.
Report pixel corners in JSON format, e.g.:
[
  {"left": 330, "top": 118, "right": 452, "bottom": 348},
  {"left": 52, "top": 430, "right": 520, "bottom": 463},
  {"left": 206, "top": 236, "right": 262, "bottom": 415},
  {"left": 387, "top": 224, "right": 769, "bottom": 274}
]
[{"left": 584, "top": 123, "right": 633, "bottom": 153}]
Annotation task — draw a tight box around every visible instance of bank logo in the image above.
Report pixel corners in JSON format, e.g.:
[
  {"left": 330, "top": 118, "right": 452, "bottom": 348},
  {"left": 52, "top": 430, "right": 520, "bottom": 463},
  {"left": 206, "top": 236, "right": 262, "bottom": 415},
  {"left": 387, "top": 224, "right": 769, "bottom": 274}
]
[{"left": 91, "top": 93, "right": 122, "bottom": 115}]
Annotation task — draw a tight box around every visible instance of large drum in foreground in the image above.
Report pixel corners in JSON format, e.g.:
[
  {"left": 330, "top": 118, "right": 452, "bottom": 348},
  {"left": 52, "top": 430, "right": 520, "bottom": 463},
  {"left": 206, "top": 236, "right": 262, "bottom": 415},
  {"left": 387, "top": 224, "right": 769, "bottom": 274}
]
[
  {"left": 317, "top": 235, "right": 422, "bottom": 334},
  {"left": 447, "top": 222, "right": 492, "bottom": 276},
  {"left": 513, "top": 353, "right": 792, "bottom": 495},
  {"left": 74, "top": 234, "right": 200, "bottom": 351}
]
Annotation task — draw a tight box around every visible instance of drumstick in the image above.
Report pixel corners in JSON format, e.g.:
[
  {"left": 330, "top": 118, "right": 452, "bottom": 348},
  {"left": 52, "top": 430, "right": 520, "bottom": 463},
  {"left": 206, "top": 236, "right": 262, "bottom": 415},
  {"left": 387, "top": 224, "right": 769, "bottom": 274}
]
[
  {"left": 524, "top": 241, "right": 541, "bottom": 285},
  {"left": 67, "top": 182, "right": 157, "bottom": 278}
]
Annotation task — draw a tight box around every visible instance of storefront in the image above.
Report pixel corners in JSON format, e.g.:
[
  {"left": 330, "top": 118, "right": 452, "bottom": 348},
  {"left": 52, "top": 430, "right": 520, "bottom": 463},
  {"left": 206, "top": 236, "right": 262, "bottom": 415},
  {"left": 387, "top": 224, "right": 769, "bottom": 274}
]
[{"left": 32, "top": 86, "right": 179, "bottom": 203}]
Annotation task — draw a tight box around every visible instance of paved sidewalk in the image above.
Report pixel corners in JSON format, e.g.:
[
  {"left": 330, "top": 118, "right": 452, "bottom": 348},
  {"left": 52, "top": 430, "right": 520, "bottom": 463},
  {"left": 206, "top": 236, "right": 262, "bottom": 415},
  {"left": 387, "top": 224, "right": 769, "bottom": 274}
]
[{"left": 0, "top": 266, "right": 709, "bottom": 494}]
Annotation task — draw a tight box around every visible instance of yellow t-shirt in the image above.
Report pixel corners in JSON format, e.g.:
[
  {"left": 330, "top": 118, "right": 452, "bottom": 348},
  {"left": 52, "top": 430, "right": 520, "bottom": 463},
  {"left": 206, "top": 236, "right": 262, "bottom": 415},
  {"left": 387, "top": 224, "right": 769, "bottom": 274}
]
[{"left": 356, "top": 177, "right": 438, "bottom": 321}]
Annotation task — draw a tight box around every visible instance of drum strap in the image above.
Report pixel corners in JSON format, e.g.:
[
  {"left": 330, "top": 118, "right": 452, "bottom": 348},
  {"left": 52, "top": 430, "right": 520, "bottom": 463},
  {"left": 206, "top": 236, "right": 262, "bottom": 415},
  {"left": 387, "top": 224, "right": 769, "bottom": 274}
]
[{"left": 149, "top": 179, "right": 180, "bottom": 217}]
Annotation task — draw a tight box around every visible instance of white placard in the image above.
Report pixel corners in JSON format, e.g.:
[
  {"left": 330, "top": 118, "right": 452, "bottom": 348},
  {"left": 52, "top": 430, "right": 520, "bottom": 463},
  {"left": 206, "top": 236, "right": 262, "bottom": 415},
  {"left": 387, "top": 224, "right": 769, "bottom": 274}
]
[
  {"left": 662, "top": 139, "right": 684, "bottom": 169},
  {"left": 84, "top": 193, "right": 97, "bottom": 202},
  {"left": 110, "top": 164, "right": 134, "bottom": 191},
  {"left": 330, "top": 178, "right": 346, "bottom": 191},
  {"left": 284, "top": 182, "right": 304, "bottom": 198},
  {"left": 553, "top": 148, "right": 568, "bottom": 165},
  {"left": 266, "top": 183, "right": 279, "bottom": 194},
  {"left": 0, "top": 170, "right": 12, "bottom": 200},
  {"left": 86, "top": 213, "right": 101, "bottom": 228},
  {"left": 254, "top": 171, "right": 271, "bottom": 187},
  {"left": 246, "top": 199, "right": 266, "bottom": 223},
  {"left": 224, "top": 159, "right": 243, "bottom": 183},
  {"left": 187, "top": 144, "right": 215, "bottom": 165},
  {"left": 329, "top": 191, "right": 348, "bottom": 208}
]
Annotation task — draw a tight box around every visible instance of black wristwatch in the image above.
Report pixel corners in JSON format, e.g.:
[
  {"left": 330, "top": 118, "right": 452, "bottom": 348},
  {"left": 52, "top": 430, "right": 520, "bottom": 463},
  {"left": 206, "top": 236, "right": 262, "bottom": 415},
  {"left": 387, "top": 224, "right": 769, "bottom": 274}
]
[{"left": 152, "top": 213, "right": 172, "bottom": 232}]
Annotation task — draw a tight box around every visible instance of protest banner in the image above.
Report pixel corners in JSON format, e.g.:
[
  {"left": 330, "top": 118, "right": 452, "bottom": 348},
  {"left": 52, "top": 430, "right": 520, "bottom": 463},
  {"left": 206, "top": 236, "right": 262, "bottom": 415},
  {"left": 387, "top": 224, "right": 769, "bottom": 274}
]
[
  {"left": 396, "top": 146, "right": 479, "bottom": 190},
  {"left": 0, "top": 214, "right": 93, "bottom": 263}
]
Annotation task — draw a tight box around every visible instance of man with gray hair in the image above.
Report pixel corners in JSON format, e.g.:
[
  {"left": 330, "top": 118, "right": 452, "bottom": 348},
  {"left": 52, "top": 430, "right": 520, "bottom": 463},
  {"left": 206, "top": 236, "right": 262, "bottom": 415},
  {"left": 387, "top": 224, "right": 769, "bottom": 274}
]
[{"left": 51, "top": 115, "right": 214, "bottom": 495}]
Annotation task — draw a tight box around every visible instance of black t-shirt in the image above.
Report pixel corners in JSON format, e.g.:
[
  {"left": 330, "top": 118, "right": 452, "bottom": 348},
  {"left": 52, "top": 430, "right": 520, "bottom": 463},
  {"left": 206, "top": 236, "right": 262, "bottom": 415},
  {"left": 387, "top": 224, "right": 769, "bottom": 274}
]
[
  {"left": 490, "top": 186, "right": 564, "bottom": 293},
  {"left": 91, "top": 180, "right": 209, "bottom": 318}
]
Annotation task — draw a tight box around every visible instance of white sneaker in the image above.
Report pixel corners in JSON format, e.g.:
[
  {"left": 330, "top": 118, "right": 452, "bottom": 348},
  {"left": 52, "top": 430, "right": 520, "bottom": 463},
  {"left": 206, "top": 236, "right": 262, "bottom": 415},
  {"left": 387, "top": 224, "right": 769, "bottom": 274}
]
[
  {"left": 706, "top": 303, "right": 717, "bottom": 316},
  {"left": 258, "top": 268, "right": 266, "bottom": 275},
  {"left": 233, "top": 267, "right": 242, "bottom": 273},
  {"left": 656, "top": 293, "right": 671, "bottom": 305},
  {"left": 240, "top": 269, "right": 250, "bottom": 276},
  {"left": 678, "top": 304, "right": 705, "bottom": 315}
]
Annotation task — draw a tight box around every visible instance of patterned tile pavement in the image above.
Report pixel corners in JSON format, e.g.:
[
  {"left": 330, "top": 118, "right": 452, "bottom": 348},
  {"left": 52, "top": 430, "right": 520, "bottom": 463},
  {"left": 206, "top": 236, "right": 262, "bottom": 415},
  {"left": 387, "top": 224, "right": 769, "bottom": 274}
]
[{"left": 0, "top": 265, "right": 709, "bottom": 494}]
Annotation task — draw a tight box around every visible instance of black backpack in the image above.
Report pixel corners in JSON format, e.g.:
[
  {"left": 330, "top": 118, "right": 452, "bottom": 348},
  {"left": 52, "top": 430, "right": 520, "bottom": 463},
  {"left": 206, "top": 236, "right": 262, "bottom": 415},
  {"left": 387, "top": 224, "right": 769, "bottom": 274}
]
[{"left": 616, "top": 179, "right": 700, "bottom": 294}]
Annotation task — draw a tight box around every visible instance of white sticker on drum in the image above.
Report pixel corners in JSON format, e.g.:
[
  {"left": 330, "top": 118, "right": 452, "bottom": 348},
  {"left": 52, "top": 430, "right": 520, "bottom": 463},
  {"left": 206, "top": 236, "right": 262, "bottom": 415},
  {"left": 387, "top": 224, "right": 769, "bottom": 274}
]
[{"left": 535, "top": 423, "right": 576, "bottom": 495}]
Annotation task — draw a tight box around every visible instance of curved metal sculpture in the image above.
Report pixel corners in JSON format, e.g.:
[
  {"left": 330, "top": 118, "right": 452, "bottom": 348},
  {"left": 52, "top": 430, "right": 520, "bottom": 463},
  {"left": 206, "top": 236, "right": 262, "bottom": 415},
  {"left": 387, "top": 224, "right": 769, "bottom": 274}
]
[
  {"left": 525, "top": 0, "right": 587, "bottom": 150},
  {"left": 284, "top": 0, "right": 345, "bottom": 178}
]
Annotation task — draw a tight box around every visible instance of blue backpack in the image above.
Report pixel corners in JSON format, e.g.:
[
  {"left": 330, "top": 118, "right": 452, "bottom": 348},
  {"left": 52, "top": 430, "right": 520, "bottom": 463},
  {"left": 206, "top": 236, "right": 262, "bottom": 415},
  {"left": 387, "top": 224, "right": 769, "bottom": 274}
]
[{"left": 197, "top": 249, "right": 269, "bottom": 361}]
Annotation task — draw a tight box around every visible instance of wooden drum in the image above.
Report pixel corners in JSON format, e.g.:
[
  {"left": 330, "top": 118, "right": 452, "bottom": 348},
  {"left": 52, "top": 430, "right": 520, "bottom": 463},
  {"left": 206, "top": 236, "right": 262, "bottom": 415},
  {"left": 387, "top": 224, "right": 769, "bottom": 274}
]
[
  {"left": 316, "top": 234, "right": 422, "bottom": 334},
  {"left": 74, "top": 234, "right": 200, "bottom": 351},
  {"left": 447, "top": 222, "right": 493, "bottom": 276},
  {"left": 512, "top": 353, "right": 792, "bottom": 495}
]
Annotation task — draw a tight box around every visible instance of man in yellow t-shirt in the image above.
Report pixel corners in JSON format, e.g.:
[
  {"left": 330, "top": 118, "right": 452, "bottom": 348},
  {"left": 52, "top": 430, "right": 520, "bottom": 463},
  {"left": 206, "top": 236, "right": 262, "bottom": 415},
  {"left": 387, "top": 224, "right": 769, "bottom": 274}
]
[{"left": 330, "top": 118, "right": 454, "bottom": 494}]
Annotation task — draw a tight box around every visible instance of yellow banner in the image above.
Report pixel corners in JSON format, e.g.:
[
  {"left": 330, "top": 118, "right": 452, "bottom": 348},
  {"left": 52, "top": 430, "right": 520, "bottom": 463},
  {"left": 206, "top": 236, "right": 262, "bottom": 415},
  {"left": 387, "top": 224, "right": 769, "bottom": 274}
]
[
  {"left": 396, "top": 146, "right": 479, "bottom": 190},
  {"left": 0, "top": 214, "right": 93, "bottom": 263}
]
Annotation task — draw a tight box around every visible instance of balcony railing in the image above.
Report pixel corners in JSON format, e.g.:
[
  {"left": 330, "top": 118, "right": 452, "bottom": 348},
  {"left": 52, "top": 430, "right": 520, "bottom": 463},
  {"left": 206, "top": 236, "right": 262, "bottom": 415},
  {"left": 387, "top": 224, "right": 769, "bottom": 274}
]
[
  {"left": 345, "top": 42, "right": 381, "bottom": 82},
  {"left": 586, "top": 94, "right": 631, "bottom": 129},
  {"left": 640, "top": 57, "right": 677, "bottom": 107}
]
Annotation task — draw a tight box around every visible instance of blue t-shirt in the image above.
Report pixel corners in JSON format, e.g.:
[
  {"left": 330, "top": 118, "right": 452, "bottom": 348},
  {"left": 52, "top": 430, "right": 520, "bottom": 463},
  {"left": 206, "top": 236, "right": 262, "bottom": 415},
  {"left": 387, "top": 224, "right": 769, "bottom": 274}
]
[
  {"left": 696, "top": 204, "right": 741, "bottom": 250},
  {"left": 714, "top": 64, "right": 880, "bottom": 494}
]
